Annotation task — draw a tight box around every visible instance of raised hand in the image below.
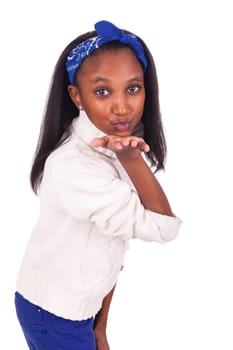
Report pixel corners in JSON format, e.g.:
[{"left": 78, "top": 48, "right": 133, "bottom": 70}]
[{"left": 90, "top": 135, "right": 150, "bottom": 153}]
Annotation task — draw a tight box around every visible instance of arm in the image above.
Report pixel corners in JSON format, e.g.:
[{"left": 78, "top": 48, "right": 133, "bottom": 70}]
[
  {"left": 91, "top": 135, "right": 174, "bottom": 217},
  {"left": 94, "top": 286, "right": 116, "bottom": 350},
  {"left": 117, "top": 149, "right": 173, "bottom": 216}
]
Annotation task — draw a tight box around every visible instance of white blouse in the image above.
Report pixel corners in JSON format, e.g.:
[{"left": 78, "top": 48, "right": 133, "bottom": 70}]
[{"left": 16, "top": 110, "right": 182, "bottom": 320}]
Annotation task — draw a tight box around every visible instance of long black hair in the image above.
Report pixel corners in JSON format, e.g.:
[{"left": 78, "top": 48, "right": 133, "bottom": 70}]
[{"left": 30, "top": 29, "right": 167, "bottom": 193}]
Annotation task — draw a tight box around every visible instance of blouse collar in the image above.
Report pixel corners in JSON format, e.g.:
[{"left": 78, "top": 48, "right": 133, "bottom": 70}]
[{"left": 71, "top": 110, "right": 116, "bottom": 159}]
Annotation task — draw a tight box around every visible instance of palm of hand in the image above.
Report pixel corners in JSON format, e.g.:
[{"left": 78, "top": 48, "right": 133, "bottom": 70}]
[{"left": 90, "top": 135, "right": 150, "bottom": 153}]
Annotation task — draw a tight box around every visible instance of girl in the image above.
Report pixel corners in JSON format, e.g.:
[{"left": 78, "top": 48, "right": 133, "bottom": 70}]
[{"left": 15, "top": 20, "right": 181, "bottom": 350}]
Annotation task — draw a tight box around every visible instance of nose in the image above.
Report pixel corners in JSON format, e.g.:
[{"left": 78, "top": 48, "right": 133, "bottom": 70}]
[{"left": 111, "top": 94, "right": 129, "bottom": 116}]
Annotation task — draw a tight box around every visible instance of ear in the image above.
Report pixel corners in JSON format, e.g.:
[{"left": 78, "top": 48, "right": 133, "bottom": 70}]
[{"left": 67, "top": 85, "right": 83, "bottom": 110}]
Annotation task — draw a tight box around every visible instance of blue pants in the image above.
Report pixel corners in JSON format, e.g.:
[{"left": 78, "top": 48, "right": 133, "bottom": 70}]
[{"left": 15, "top": 292, "right": 96, "bottom": 350}]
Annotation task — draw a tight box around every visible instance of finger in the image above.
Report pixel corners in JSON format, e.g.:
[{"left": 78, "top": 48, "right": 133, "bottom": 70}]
[
  {"left": 90, "top": 136, "right": 109, "bottom": 148},
  {"left": 138, "top": 140, "right": 150, "bottom": 152},
  {"left": 130, "top": 139, "right": 138, "bottom": 148},
  {"left": 130, "top": 138, "right": 150, "bottom": 152},
  {"left": 114, "top": 141, "right": 123, "bottom": 150},
  {"left": 121, "top": 138, "right": 130, "bottom": 147},
  {"left": 142, "top": 143, "right": 150, "bottom": 152}
]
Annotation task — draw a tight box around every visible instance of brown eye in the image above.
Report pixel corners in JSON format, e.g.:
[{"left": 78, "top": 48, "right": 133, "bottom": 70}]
[
  {"left": 96, "top": 88, "right": 109, "bottom": 96},
  {"left": 128, "top": 85, "right": 140, "bottom": 94}
]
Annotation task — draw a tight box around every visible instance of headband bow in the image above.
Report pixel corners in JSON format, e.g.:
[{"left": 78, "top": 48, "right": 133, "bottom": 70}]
[{"left": 66, "top": 20, "right": 148, "bottom": 84}]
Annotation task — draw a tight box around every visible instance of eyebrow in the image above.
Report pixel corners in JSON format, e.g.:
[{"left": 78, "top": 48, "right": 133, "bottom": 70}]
[{"left": 90, "top": 76, "right": 144, "bottom": 84}]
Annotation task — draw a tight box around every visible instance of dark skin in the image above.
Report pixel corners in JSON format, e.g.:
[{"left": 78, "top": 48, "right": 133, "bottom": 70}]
[
  {"left": 94, "top": 286, "right": 115, "bottom": 350},
  {"left": 68, "top": 48, "right": 174, "bottom": 349}
]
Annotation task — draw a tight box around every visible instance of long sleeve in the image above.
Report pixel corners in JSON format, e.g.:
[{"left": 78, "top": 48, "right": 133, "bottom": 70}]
[
  {"left": 50, "top": 153, "right": 181, "bottom": 244},
  {"left": 16, "top": 114, "right": 181, "bottom": 321}
]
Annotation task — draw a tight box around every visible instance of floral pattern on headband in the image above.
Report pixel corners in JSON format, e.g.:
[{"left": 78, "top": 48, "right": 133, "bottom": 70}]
[{"left": 66, "top": 20, "right": 148, "bottom": 84}]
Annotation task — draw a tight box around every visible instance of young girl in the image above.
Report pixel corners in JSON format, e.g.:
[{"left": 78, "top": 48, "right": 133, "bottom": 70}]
[{"left": 15, "top": 20, "right": 181, "bottom": 350}]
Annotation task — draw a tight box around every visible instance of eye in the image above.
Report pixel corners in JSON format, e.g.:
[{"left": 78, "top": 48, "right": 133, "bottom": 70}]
[
  {"left": 128, "top": 85, "right": 141, "bottom": 94},
  {"left": 95, "top": 88, "right": 109, "bottom": 96}
]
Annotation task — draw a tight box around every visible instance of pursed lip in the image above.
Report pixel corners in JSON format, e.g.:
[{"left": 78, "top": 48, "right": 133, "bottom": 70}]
[{"left": 111, "top": 120, "right": 131, "bottom": 132}]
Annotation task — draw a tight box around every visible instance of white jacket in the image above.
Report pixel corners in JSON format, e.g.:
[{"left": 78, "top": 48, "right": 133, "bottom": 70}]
[{"left": 16, "top": 111, "right": 181, "bottom": 320}]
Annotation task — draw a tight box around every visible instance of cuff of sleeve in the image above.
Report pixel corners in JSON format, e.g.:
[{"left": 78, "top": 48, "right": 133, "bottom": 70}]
[{"left": 148, "top": 211, "right": 182, "bottom": 243}]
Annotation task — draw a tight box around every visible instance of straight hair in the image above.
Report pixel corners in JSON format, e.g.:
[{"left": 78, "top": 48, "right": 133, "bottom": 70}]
[{"left": 30, "top": 30, "right": 167, "bottom": 193}]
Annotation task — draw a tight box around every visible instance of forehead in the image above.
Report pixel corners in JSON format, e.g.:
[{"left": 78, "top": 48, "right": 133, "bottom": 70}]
[{"left": 77, "top": 47, "right": 144, "bottom": 78}]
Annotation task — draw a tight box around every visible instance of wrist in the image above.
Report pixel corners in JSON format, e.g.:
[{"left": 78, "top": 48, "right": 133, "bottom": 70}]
[{"left": 117, "top": 148, "right": 142, "bottom": 162}]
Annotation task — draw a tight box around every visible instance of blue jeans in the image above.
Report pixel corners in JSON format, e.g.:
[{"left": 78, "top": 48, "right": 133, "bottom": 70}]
[{"left": 15, "top": 292, "right": 96, "bottom": 350}]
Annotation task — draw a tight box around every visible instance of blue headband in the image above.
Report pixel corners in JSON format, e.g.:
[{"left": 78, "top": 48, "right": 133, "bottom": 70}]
[{"left": 66, "top": 20, "right": 148, "bottom": 84}]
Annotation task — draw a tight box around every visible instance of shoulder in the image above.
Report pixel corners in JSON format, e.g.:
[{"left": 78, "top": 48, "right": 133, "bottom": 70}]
[{"left": 43, "top": 138, "right": 119, "bottom": 187}]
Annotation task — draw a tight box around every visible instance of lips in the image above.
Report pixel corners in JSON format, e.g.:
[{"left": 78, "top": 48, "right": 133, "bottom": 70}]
[{"left": 112, "top": 121, "right": 130, "bottom": 132}]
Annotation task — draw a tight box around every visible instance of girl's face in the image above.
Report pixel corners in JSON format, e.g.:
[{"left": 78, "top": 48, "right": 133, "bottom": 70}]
[{"left": 69, "top": 48, "right": 145, "bottom": 136}]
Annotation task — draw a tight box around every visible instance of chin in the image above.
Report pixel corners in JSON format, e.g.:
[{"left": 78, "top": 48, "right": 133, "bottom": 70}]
[{"left": 115, "top": 131, "right": 132, "bottom": 137}]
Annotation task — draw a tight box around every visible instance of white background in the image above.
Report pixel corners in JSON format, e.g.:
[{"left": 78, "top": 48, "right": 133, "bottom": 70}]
[{"left": 1, "top": 0, "right": 233, "bottom": 349}]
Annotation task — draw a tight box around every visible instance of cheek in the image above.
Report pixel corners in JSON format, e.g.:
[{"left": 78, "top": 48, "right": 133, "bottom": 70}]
[
  {"left": 84, "top": 104, "right": 109, "bottom": 121},
  {"left": 134, "top": 91, "right": 145, "bottom": 108},
  {"left": 135, "top": 97, "right": 145, "bottom": 115},
  {"left": 86, "top": 102, "right": 112, "bottom": 122}
]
